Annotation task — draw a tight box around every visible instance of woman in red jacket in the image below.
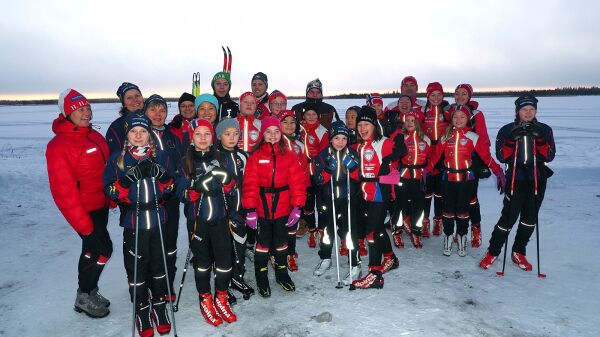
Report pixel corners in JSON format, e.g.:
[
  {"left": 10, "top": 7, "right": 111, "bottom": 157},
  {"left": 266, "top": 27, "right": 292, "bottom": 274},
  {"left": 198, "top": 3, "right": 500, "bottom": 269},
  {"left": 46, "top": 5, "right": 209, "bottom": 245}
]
[
  {"left": 242, "top": 117, "right": 307, "bottom": 297},
  {"left": 46, "top": 89, "right": 112, "bottom": 318},
  {"left": 424, "top": 105, "right": 505, "bottom": 257}
]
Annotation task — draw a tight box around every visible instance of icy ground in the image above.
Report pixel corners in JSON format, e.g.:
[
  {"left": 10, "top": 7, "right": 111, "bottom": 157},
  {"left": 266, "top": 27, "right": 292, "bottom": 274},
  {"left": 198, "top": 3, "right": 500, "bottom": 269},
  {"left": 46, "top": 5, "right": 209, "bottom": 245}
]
[{"left": 1, "top": 97, "right": 599, "bottom": 337}]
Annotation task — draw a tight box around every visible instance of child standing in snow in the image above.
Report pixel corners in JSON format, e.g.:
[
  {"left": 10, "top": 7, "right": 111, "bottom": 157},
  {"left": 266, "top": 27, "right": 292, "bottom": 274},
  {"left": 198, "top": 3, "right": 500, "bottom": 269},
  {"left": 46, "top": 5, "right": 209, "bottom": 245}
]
[{"left": 236, "top": 92, "right": 262, "bottom": 153}]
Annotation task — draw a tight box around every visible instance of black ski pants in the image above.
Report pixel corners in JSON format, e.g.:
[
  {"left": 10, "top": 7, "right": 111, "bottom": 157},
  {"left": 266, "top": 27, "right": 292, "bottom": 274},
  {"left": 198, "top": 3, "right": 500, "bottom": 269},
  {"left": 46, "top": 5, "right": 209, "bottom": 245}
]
[
  {"left": 441, "top": 180, "right": 474, "bottom": 236},
  {"left": 78, "top": 208, "right": 112, "bottom": 293},
  {"left": 190, "top": 217, "right": 232, "bottom": 293}
]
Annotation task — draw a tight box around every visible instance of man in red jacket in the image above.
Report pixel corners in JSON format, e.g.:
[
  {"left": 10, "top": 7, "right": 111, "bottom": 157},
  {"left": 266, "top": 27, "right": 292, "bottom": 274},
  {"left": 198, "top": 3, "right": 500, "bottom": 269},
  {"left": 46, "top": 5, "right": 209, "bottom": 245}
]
[{"left": 46, "top": 89, "right": 112, "bottom": 318}]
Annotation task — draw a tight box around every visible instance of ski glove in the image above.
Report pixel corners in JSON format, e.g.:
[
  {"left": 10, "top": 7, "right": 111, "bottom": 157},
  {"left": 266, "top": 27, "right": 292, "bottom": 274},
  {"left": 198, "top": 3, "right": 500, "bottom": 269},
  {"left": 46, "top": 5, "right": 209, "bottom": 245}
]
[
  {"left": 245, "top": 210, "right": 258, "bottom": 230},
  {"left": 192, "top": 174, "right": 213, "bottom": 193},
  {"left": 522, "top": 121, "right": 544, "bottom": 138},
  {"left": 495, "top": 170, "right": 507, "bottom": 194},
  {"left": 211, "top": 167, "right": 232, "bottom": 185},
  {"left": 324, "top": 156, "right": 337, "bottom": 174},
  {"left": 229, "top": 212, "right": 247, "bottom": 244},
  {"left": 121, "top": 165, "right": 143, "bottom": 188},
  {"left": 147, "top": 161, "right": 167, "bottom": 182},
  {"left": 287, "top": 207, "right": 302, "bottom": 227},
  {"left": 420, "top": 170, "right": 430, "bottom": 192},
  {"left": 508, "top": 125, "right": 528, "bottom": 141},
  {"left": 81, "top": 229, "right": 112, "bottom": 258},
  {"left": 343, "top": 153, "right": 359, "bottom": 171}
]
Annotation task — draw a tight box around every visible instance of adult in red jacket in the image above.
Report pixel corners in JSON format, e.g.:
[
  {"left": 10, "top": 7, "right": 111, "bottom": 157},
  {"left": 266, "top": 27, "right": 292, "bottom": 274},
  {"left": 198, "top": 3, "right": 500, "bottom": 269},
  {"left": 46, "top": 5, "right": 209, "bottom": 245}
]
[
  {"left": 46, "top": 89, "right": 112, "bottom": 318},
  {"left": 242, "top": 117, "right": 307, "bottom": 297}
]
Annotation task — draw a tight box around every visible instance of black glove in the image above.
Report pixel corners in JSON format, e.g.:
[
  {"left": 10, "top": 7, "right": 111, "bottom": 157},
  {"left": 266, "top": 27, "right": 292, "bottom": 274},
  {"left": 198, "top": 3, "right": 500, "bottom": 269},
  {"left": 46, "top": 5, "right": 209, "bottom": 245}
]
[
  {"left": 508, "top": 125, "right": 528, "bottom": 141},
  {"left": 121, "top": 165, "right": 143, "bottom": 188},
  {"left": 82, "top": 230, "right": 112, "bottom": 257},
  {"left": 211, "top": 167, "right": 232, "bottom": 185},
  {"left": 229, "top": 212, "right": 247, "bottom": 244},
  {"left": 527, "top": 121, "right": 544, "bottom": 138},
  {"left": 192, "top": 174, "right": 213, "bottom": 193},
  {"left": 148, "top": 161, "right": 167, "bottom": 182}
]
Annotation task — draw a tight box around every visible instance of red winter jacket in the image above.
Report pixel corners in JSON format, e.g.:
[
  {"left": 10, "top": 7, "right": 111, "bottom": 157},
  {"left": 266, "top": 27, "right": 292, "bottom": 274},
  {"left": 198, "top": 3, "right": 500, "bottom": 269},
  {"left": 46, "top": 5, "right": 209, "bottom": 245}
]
[
  {"left": 46, "top": 115, "right": 110, "bottom": 235},
  {"left": 242, "top": 142, "right": 307, "bottom": 219},
  {"left": 283, "top": 135, "right": 311, "bottom": 189},
  {"left": 299, "top": 121, "right": 329, "bottom": 175},
  {"left": 400, "top": 130, "right": 432, "bottom": 180},
  {"left": 237, "top": 114, "right": 261, "bottom": 153},
  {"left": 420, "top": 105, "right": 451, "bottom": 143}
]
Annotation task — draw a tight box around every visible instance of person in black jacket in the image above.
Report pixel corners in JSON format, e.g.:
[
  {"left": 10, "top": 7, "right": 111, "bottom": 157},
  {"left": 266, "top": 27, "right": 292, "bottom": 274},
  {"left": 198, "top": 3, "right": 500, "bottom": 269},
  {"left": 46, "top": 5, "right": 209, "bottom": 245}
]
[
  {"left": 480, "top": 95, "right": 556, "bottom": 271},
  {"left": 212, "top": 71, "right": 240, "bottom": 120},
  {"left": 292, "top": 78, "right": 340, "bottom": 130}
]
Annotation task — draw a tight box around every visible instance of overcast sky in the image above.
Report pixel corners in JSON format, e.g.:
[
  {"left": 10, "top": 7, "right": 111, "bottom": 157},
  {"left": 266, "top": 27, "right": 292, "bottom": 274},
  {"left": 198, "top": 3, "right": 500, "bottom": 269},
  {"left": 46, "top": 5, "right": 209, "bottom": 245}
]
[{"left": 2, "top": 0, "right": 599, "bottom": 99}]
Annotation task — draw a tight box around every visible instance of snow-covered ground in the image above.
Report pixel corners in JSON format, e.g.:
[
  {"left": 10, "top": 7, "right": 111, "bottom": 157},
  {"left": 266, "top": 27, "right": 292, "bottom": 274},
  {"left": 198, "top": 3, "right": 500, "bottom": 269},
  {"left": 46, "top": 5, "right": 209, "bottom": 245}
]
[{"left": 1, "top": 96, "right": 599, "bottom": 337}]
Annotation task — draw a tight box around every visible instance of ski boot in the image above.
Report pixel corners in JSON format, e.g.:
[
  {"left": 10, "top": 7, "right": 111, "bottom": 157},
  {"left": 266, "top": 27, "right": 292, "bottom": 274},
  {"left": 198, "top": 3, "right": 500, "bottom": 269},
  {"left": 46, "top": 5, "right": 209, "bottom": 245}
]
[
  {"left": 74, "top": 289, "right": 110, "bottom": 318},
  {"left": 358, "top": 239, "right": 368, "bottom": 256},
  {"left": 457, "top": 234, "right": 467, "bottom": 257},
  {"left": 349, "top": 268, "right": 384, "bottom": 290},
  {"left": 215, "top": 290, "right": 237, "bottom": 323},
  {"left": 231, "top": 276, "right": 255, "bottom": 300},
  {"left": 199, "top": 292, "right": 222, "bottom": 326},
  {"left": 410, "top": 234, "right": 423, "bottom": 249},
  {"left": 432, "top": 216, "right": 442, "bottom": 236},
  {"left": 256, "top": 267, "right": 271, "bottom": 298},
  {"left": 340, "top": 240, "right": 349, "bottom": 256},
  {"left": 479, "top": 251, "right": 498, "bottom": 269},
  {"left": 308, "top": 229, "right": 317, "bottom": 248},
  {"left": 296, "top": 219, "right": 309, "bottom": 238},
  {"left": 227, "top": 289, "right": 237, "bottom": 306},
  {"left": 287, "top": 253, "right": 298, "bottom": 272},
  {"left": 392, "top": 229, "right": 404, "bottom": 249},
  {"left": 135, "top": 301, "right": 154, "bottom": 337},
  {"left": 89, "top": 287, "right": 110, "bottom": 308},
  {"left": 343, "top": 265, "right": 362, "bottom": 286},
  {"left": 380, "top": 253, "right": 399, "bottom": 274},
  {"left": 313, "top": 258, "right": 332, "bottom": 276},
  {"left": 512, "top": 252, "right": 533, "bottom": 271},
  {"left": 275, "top": 265, "right": 295, "bottom": 291},
  {"left": 402, "top": 216, "right": 412, "bottom": 235},
  {"left": 151, "top": 296, "right": 171, "bottom": 336},
  {"left": 443, "top": 234, "right": 453, "bottom": 256},
  {"left": 471, "top": 223, "right": 482, "bottom": 248},
  {"left": 421, "top": 217, "right": 430, "bottom": 238}
]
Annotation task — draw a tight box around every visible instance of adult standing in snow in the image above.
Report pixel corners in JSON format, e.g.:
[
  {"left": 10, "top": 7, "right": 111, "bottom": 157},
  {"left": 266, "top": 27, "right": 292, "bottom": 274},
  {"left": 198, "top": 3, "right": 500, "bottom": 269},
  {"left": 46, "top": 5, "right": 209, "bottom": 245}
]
[
  {"left": 384, "top": 75, "right": 425, "bottom": 112},
  {"left": 292, "top": 78, "right": 340, "bottom": 129},
  {"left": 195, "top": 93, "right": 220, "bottom": 127},
  {"left": 106, "top": 82, "right": 144, "bottom": 155},
  {"left": 46, "top": 89, "right": 112, "bottom": 318},
  {"left": 168, "top": 92, "right": 197, "bottom": 148},
  {"left": 251, "top": 72, "right": 270, "bottom": 119},
  {"left": 212, "top": 71, "right": 240, "bottom": 120},
  {"left": 480, "top": 95, "right": 555, "bottom": 271}
]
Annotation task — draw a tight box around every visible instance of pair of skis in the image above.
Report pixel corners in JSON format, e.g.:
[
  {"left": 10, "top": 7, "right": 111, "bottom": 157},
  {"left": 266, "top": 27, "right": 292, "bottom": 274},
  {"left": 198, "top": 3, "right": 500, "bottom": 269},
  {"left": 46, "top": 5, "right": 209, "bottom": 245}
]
[{"left": 191, "top": 46, "right": 232, "bottom": 97}]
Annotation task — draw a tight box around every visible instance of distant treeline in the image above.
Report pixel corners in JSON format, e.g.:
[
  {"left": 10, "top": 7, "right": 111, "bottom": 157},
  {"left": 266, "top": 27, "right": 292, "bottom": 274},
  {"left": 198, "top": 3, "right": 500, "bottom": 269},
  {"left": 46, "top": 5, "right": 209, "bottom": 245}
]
[{"left": 2, "top": 86, "right": 599, "bottom": 105}]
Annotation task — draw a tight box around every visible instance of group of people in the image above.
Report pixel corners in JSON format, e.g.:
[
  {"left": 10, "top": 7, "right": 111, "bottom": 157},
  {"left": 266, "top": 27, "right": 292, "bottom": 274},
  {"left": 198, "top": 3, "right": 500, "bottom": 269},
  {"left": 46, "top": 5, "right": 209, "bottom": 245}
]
[{"left": 46, "top": 71, "right": 555, "bottom": 336}]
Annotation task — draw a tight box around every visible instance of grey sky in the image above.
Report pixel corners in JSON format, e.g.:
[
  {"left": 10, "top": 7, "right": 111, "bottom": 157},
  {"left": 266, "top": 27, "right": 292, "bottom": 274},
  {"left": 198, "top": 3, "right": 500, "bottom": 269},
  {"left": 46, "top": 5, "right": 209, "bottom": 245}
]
[{"left": 2, "top": 0, "right": 599, "bottom": 99}]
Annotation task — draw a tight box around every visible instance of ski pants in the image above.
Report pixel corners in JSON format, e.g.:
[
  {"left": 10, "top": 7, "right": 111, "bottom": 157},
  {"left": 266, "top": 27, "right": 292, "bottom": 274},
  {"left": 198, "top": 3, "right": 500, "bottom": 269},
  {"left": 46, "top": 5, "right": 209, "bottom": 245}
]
[
  {"left": 254, "top": 217, "right": 288, "bottom": 273},
  {"left": 78, "top": 208, "right": 112, "bottom": 293},
  {"left": 319, "top": 196, "right": 360, "bottom": 266},
  {"left": 390, "top": 184, "right": 404, "bottom": 231},
  {"left": 123, "top": 225, "right": 167, "bottom": 305},
  {"left": 163, "top": 197, "right": 180, "bottom": 295},
  {"left": 400, "top": 178, "right": 426, "bottom": 235},
  {"left": 190, "top": 217, "right": 232, "bottom": 293},
  {"left": 231, "top": 238, "right": 247, "bottom": 282},
  {"left": 303, "top": 183, "right": 325, "bottom": 229},
  {"left": 488, "top": 179, "right": 547, "bottom": 256},
  {"left": 424, "top": 173, "right": 443, "bottom": 219},
  {"left": 469, "top": 178, "right": 482, "bottom": 225},
  {"left": 441, "top": 180, "right": 475, "bottom": 236},
  {"left": 364, "top": 201, "right": 394, "bottom": 268}
]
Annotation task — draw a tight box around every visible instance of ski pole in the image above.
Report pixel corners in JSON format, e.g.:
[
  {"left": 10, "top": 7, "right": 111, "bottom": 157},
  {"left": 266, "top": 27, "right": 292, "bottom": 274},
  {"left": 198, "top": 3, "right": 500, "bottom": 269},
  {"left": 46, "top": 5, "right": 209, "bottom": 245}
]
[
  {"left": 173, "top": 247, "right": 191, "bottom": 312},
  {"left": 151, "top": 177, "right": 178, "bottom": 337},
  {"left": 345, "top": 170, "right": 355, "bottom": 283},
  {"left": 131, "top": 180, "right": 140, "bottom": 337},
  {"left": 532, "top": 140, "right": 546, "bottom": 279},
  {"left": 330, "top": 174, "right": 343, "bottom": 289},
  {"left": 496, "top": 229, "right": 510, "bottom": 277}
]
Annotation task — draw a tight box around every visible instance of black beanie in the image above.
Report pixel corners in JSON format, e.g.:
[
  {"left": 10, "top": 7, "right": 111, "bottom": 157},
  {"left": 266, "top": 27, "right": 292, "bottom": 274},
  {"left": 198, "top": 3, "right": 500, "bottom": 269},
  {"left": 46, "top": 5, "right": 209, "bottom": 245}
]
[
  {"left": 357, "top": 105, "right": 377, "bottom": 126},
  {"left": 251, "top": 72, "right": 268, "bottom": 88},
  {"left": 178, "top": 92, "right": 196, "bottom": 107},
  {"left": 514, "top": 94, "right": 538, "bottom": 112}
]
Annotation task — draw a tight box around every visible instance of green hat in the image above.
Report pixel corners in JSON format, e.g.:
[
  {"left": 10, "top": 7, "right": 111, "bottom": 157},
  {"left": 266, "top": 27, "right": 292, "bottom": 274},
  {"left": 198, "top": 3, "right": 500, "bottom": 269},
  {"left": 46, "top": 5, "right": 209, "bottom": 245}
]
[{"left": 211, "top": 71, "right": 231, "bottom": 89}]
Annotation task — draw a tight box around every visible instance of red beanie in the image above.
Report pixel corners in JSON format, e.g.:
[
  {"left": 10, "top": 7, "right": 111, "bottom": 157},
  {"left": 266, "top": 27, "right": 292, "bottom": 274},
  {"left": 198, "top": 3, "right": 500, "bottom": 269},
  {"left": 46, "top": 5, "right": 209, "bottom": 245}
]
[
  {"left": 268, "top": 91, "right": 287, "bottom": 104},
  {"left": 260, "top": 116, "right": 281, "bottom": 136},
  {"left": 401, "top": 76, "right": 418, "bottom": 91},
  {"left": 426, "top": 82, "right": 444, "bottom": 97},
  {"left": 239, "top": 91, "right": 258, "bottom": 103},
  {"left": 451, "top": 104, "right": 472, "bottom": 118},
  {"left": 58, "top": 88, "right": 90, "bottom": 117},
  {"left": 455, "top": 83, "right": 473, "bottom": 101},
  {"left": 277, "top": 109, "right": 296, "bottom": 122},
  {"left": 191, "top": 118, "right": 215, "bottom": 138},
  {"left": 403, "top": 109, "right": 425, "bottom": 124}
]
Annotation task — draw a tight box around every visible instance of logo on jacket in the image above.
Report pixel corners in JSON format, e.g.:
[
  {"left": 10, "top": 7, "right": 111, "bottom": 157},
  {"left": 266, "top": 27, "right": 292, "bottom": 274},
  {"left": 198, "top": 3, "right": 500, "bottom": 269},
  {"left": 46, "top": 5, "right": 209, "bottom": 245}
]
[
  {"left": 293, "top": 144, "right": 301, "bottom": 154},
  {"left": 250, "top": 130, "right": 259, "bottom": 141},
  {"left": 363, "top": 149, "right": 375, "bottom": 162},
  {"left": 438, "top": 114, "right": 445, "bottom": 121},
  {"left": 418, "top": 142, "right": 426, "bottom": 151},
  {"left": 460, "top": 139, "right": 468, "bottom": 146},
  {"left": 308, "top": 135, "right": 316, "bottom": 145}
]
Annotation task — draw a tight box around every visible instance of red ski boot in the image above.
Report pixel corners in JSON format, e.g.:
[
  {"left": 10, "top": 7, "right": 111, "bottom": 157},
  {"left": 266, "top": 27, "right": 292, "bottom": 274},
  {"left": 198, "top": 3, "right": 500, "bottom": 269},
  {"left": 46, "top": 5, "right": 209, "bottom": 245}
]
[
  {"left": 358, "top": 239, "right": 368, "bottom": 256},
  {"left": 199, "top": 292, "right": 222, "bottom": 326},
  {"left": 287, "top": 253, "right": 298, "bottom": 272},
  {"left": 479, "top": 251, "right": 498, "bottom": 269},
  {"left": 512, "top": 252, "right": 533, "bottom": 271},
  {"left": 380, "top": 253, "right": 399, "bottom": 274},
  {"left": 471, "top": 223, "right": 482, "bottom": 248},
  {"left": 432, "top": 216, "right": 442, "bottom": 236},
  {"left": 135, "top": 301, "right": 154, "bottom": 337},
  {"left": 402, "top": 216, "right": 412, "bottom": 235},
  {"left": 151, "top": 297, "right": 171, "bottom": 336},
  {"left": 392, "top": 230, "right": 404, "bottom": 248},
  {"left": 214, "top": 290, "right": 237, "bottom": 323},
  {"left": 349, "top": 267, "right": 384, "bottom": 290},
  {"left": 340, "top": 240, "right": 349, "bottom": 256},
  {"left": 308, "top": 229, "right": 317, "bottom": 248},
  {"left": 422, "top": 218, "right": 430, "bottom": 238},
  {"left": 410, "top": 234, "right": 423, "bottom": 249}
]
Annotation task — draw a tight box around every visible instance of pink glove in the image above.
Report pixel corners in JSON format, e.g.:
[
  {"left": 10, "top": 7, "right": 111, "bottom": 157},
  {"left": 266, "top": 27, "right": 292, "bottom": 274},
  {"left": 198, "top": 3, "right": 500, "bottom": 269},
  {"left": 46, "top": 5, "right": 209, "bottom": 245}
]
[
  {"left": 246, "top": 211, "right": 258, "bottom": 230},
  {"left": 378, "top": 170, "right": 400, "bottom": 185},
  {"left": 287, "top": 207, "right": 302, "bottom": 227}
]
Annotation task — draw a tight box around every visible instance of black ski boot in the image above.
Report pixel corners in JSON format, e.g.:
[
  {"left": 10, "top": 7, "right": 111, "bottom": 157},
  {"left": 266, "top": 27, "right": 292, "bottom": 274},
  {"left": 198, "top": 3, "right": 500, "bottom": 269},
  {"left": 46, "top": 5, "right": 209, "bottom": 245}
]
[
  {"left": 227, "top": 289, "right": 237, "bottom": 306},
  {"left": 275, "top": 265, "right": 295, "bottom": 291},
  {"left": 256, "top": 266, "right": 271, "bottom": 298},
  {"left": 231, "top": 276, "right": 255, "bottom": 300}
]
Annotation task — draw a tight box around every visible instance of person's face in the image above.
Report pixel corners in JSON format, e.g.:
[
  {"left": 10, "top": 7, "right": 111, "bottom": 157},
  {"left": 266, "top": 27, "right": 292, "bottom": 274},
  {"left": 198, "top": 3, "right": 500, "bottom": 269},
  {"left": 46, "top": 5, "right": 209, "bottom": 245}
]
[
  {"left": 251, "top": 80, "right": 267, "bottom": 97},
  {"left": 358, "top": 121, "right": 375, "bottom": 140},
  {"left": 127, "top": 126, "right": 150, "bottom": 147},
  {"left": 264, "top": 126, "right": 281, "bottom": 144},
  {"left": 345, "top": 110, "right": 357, "bottom": 129},
  {"left": 428, "top": 91, "right": 443, "bottom": 106},
  {"left": 123, "top": 89, "right": 144, "bottom": 112},
  {"left": 372, "top": 103, "right": 383, "bottom": 117},
  {"left": 197, "top": 102, "right": 217, "bottom": 124},
  {"left": 145, "top": 104, "right": 167, "bottom": 127},
  {"left": 179, "top": 101, "right": 196, "bottom": 120},
  {"left": 69, "top": 106, "right": 92, "bottom": 128},
  {"left": 307, "top": 88, "right": 322, "bottom": 99},
  {"left": 303, "top": 110, "right": 318, "bottom": 124},
  {"left": 331, "top": 135, "right": 348, "bottom": 151},
  {"left": 404, "top": 115, "right": 417, "bottom": 132},
  {"left": 454, "top": 88, "right": 470, "bottom": 105},
  {"left": 452, "top": 111, "right": 468, "bottom": 129},
  {"left": 269, "top": 97, "right": 287, "bottom": 116},
  {"left": 240, "top": 96, "right": 257, "bottom": 116},
  {"left": 214, "top": 79, "right": 230, "bottom": 97},
  {"left": 401, "top": 82, "right": 417, "bottom": 96},
  {"left": 518, "top": 106, "right": 537, "bottom": 122},
  {"left": 192, "top": 126, "right": 213, "bottom": 151},
  {"left": 281, "top": 116, "right": 296, "bottom": 136},
  {"left": 220, "top": 127, "right": 240, "bottom": 150},
  {"left": 398, "top": 97, "right": 412, "bottom": 113}
]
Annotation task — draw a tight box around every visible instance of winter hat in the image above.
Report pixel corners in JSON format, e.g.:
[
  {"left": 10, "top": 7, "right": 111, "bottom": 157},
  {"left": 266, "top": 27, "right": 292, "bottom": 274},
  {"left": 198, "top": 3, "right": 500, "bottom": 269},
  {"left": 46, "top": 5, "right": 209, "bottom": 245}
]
[
  {"left": 450, "top": 104, "right": 473, "bottom": 118},
  {"left": 306, "top": 78, "right": 323, "bottom": 95},
  {"left": 178, "top": 92, "right": 196, "bottom": 107},
  {"left": 426, "top": 82, "right": 444, "bottom": 97},
  {"left": 514, "top": 95, "right": 538, "bottom": 112},
  {"left": 301, "top": 103, "right": 320, "bottom": 118},
  {"left": 215, "top": 117, "right": 240, "bottom": 139},
  {"left": 251, "top": 72, "right": 268, "bottom": 88},
  {"left": 329, "top": 120, "right": 349, "bottom": 139},
  {"left": 58, "top": 88, "right": 90, "bottom": 117},
  {"left": 195, "top": 93, "right": 219, "bottom": 112},
  {"left": 268, "top": 91, "right": 287, "bottom": 104},
  {"left": 124, "top": 111, "right": 152, "bottom": 134},
  {"left": 366, "top": 93, "right": 383, "bottom": 107},
  {"left": 143, "top": 94, "right": 167, "bottom": 112},
  {"left": 190, "top": 118, "right": 215, "bottom": 139},
  {"left": 116, "top": 82, "right": 141, "bottom": 105},
  {"left": 260, "top": 116, "right": 282, "bottom": 136},
  {"left": 239, "top": 91, "right": 258, "bottom": 103},
  {"left": 403, "top": 109, "right": 425, "bottom": 124},
  {"left": 211, "top": 71, "right": 231, "bottom": 89},
  {"left": 357, "top": 106, "right": 377, "bottom": 126},
  {"left": 277, "top": 109, "right": 296, "bottom": 122},
  {"left": 455, "top": 83, "right": 473, "bottom": 101},
  {"left": 401, "top": 76, "right": 418, "bottom": 91}
]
